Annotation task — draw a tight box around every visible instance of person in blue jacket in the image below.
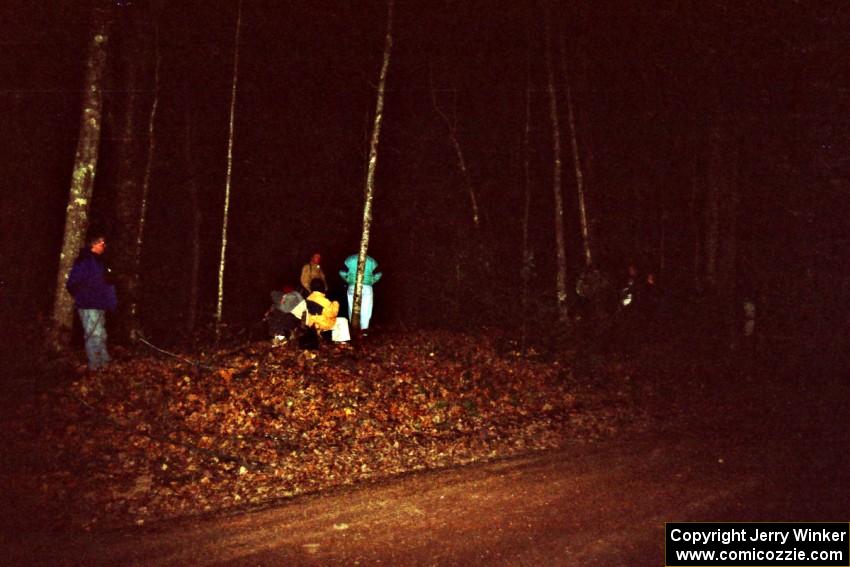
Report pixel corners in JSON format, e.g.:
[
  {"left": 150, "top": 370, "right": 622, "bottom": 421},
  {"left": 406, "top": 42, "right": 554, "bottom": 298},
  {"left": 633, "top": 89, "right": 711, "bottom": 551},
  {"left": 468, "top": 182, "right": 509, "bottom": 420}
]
[
  {"left": 339, "top": 254, "right": 382, "bottom": 334},
  {"left": 66, "top": 234, "right": 117, "bottom": 370}
]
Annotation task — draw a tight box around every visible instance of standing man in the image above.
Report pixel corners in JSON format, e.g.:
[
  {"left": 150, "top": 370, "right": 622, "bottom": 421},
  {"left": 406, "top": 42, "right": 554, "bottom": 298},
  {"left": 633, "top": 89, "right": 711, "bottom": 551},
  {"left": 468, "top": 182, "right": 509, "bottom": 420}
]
[
  {"left": 300, "top": 252, "right": 327, "bottom": 295},
  {"left": 66, "top": 233, "right": 117, "bottom": 371},
  {"left": 339, "top": 254, "right": 382, "bottom": 334}
]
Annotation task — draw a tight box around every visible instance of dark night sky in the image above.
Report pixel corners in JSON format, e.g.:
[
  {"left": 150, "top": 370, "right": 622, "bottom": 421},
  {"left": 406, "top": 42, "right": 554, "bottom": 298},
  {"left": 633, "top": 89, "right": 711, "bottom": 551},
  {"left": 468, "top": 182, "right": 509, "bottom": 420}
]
[{"left": 1, "top": 1, "right": 847, "bottom": 344}]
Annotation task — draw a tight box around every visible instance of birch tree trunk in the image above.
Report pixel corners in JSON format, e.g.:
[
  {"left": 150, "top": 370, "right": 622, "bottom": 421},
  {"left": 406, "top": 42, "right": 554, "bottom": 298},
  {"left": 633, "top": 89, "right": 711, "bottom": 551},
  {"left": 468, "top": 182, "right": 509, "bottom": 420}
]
[
  {"left": 543, "top": 2, "right": 569, "bottom": 323},
  {"left": 573, "top": 3, "right": 597, "bottom": 215},
  {"left": 215, "top": 0, "right": 242, "bottom": 336},
  {"left": 558, "top": 34, "right": 592, "bottom": 268},
  {"left": 520, "top": 60, "right": 533, "bottom": 354},
  {"left": 49, "top": 6, "right": 111, "bottom": 352},
  {"left": 127, "top": 22, "right": 161, "bottom": 341},
  {"left": 429, "top": 74, "right": 480, "bottom": 230},
  {"left": 351, "top": 0, "right": 394, "bottom": 332},
  {"left": 183, "top": 106, "right": 202, "bottom": 336}
]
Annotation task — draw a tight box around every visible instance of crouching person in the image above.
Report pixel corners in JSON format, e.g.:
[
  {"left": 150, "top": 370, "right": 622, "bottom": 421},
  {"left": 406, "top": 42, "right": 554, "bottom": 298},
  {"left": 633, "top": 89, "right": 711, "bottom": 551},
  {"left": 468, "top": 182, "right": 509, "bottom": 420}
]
[
  {"left": 267, "top": 285, "right": 306, "bottom": 346},
  {"left": 301, "top": 279, "right": 351, "bottom": 349}
]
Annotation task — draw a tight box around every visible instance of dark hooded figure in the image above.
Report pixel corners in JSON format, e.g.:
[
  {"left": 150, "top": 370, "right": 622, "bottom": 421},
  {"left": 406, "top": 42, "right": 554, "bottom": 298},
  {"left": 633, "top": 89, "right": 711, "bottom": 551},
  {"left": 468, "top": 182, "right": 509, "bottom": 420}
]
[{"left": 66, "top": 233, "right": 117, "bottom": 370}]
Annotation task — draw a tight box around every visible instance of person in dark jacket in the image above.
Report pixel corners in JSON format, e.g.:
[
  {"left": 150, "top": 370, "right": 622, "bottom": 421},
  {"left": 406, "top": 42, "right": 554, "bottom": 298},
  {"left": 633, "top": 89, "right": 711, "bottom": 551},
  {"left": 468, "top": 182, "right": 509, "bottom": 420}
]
[
  {"left": 266, "top": 285, "right": 305, "bottom": 346},
  {"left": 66, "top": 234, "right": 117, "bottom": 370}
]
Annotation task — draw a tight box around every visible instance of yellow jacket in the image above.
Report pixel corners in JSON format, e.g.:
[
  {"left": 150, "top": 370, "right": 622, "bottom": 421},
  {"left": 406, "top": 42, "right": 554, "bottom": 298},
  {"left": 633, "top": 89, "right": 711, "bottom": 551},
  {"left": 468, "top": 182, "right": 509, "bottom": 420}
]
[{"left": 305, "top": 291, "right": 339, "bottom": 331}]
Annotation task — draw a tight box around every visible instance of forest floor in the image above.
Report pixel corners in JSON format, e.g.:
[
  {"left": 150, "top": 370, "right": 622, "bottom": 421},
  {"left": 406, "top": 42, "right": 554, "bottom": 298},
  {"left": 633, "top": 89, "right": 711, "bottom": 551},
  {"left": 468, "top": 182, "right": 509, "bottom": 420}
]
[{"left": 2, "top": 327, "right": 848, "bottom": 565}]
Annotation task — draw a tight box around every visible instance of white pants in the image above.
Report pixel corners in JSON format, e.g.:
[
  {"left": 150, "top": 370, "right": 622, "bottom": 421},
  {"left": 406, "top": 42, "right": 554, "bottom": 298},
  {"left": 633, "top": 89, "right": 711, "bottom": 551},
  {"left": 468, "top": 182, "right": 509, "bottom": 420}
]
[{"left": 346, "top": 284, "right": 374, "bottom": 330}]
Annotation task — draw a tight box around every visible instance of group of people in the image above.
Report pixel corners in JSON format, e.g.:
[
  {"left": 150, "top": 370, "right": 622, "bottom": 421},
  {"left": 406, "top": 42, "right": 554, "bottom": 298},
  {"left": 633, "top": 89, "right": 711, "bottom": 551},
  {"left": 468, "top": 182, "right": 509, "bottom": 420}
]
[
  {"left": 266, "top": 252, "right": 383, "bottom": 349},
  {"left": 62, "top": 233, "right": 763, "bottom": 368},
  {"left": 618, "top": 263, "right": 660, "bottom": 315},
  {"left": 64, "top": 235, "right": 384, "bottom": 370}
]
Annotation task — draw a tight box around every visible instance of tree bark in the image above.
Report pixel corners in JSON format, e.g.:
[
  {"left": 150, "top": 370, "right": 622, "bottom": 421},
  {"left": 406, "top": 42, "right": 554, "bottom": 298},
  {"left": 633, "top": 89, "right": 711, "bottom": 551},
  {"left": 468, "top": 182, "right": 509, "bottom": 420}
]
[
  {"left": 112, "top": 14, "right": 145, "bottom": 342},
  {"left": 127, "top": 21, "right": 161, "bottom": 341},
  {"left": 704, "top": 121, "right": 722, "bottom": 291},
  {"left": 49, "top": 5, "right": 111, "bottom": 352},
  {"left": 558, "top": 34, "right": 592, "bottom": 268},
  {"left": 716, "top": 120, "right": 740, "bottom": 300},
  {"left": 183, "top": 105, "right": 202, "bottom": 336},
  {"left": 543, "top": 2, "right": 569, "bottom": 323},
  {"left": 215, "top": 0, "right": 243, "bottom": 336},
  {"left": 520, "top": 37, "right": 533, "bottom": 354},
  {"left": 689, "top": 146, "right": 703, "bottom": 292},
  {"left": 703, "top": 113, "right": 741, "bottom": 344},
  {"left": 352, "top": 0, "right": 394, "bottom": 332},
  {"left": 572, "top": 2, "right": 597, "bottom": 218},
  {"left": 429, "top": 73, "right": 480, "bottom": 230}
]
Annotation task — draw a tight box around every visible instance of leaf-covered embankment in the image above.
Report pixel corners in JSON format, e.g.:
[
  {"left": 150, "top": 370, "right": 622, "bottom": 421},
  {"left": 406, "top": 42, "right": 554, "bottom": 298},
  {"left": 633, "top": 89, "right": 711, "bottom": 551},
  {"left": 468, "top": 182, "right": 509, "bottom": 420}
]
[{"left": 2, "top": 331, "right": 647, "bottom": 531}]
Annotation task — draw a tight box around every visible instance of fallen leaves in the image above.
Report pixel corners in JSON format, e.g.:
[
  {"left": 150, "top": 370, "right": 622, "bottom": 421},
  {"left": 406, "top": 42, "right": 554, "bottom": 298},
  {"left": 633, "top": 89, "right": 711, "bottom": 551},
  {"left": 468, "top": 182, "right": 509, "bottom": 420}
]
[{"left": 3, "top": 330, "right": 646, "bottom": 531}]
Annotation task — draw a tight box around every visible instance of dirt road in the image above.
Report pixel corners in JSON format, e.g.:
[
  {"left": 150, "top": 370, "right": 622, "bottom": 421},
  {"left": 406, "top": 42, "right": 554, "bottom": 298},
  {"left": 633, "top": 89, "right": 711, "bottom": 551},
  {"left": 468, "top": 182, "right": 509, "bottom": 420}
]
[
  {"left": 8, "top": 406, "right": 848, "bottom": 567},
  {"left": 5, "top": 350, "right": 848, "bottom": 566}
]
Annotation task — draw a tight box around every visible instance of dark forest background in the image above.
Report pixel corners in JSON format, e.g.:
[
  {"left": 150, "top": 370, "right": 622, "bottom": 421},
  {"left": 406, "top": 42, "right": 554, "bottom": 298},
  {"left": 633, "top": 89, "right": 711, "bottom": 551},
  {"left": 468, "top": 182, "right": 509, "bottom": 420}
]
[{"left": 0, "top": 1, "right": 847, "bottom": 365}]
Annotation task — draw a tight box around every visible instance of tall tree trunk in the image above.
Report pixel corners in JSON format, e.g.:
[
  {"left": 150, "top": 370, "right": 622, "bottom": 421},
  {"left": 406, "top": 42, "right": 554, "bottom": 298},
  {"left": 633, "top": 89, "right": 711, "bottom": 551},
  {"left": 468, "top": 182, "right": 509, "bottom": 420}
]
[
  {"left": 572, "top": 2, "right": 597, "bottom": 215},
  {"left": 215, "top": 0, "right": 243, "bottom": 335},
  {"left": 659, "top": 190, "right": 668, "bottom": 277},
  {"left": 689, "top": 146, "right": 703, "bottom": 292},
  {"left": 428, "top": 68, "right": 489, "bottom": 313},
  {"left": 127, "top": 21, "right": 161, "bottom": 341},
  {"left": 112, "top": 15, "right": 145, "bottom": 343},
  {"left": 719, "top": 182, "right": 738, "bottom": 299},
  {"left": 352, "top": 0, "right": 394, "bottom": 332},
  {"left": 429, "top": 72, "right": 480, "bottom": 230},
  {"left": 717, "top": 122, "right": 740, "bottom": 342},
  {"left": 703, "top": 113, "right": 740, "bottom": 344},
  {"left": 49, "top": 6, "right": 111, "bottom": 352},
  {"left": 183, "top": 105, "right": 202, "bottom": 336},
  {"left": 558, "top": 34, "right": 592, "bottom": 268},
  {"left": 520, "top": 42, "right": 533, "bottom": 354},
  {"left": 704, "top": 122, "right": 722, "bottom": 291},
  {"left": 543, "top": 2, "right": 569, "bottom": 323}
]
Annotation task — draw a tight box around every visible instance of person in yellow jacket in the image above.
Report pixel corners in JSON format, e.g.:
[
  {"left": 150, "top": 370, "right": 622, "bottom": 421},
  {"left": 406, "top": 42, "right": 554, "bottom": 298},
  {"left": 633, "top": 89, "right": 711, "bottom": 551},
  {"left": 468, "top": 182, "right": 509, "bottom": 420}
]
[{"left": 304, "top": 279, "right": 351, "bottom": 346}]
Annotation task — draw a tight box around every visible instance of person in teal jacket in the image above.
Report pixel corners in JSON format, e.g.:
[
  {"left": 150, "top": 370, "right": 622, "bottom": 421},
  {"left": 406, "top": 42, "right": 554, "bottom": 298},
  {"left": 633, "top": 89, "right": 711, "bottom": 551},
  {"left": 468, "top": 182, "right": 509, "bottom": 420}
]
[{"left": 339, "top": 254, "right": 382, "bottom": 333}]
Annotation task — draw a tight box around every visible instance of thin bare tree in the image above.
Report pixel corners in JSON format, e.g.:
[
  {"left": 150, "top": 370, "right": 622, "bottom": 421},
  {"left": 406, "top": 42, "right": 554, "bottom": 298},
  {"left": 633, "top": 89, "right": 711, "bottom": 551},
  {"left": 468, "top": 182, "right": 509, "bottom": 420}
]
[
  {"left": 215, "top": 0, "right": 243, "bottom": 336},
  {"left": 705, "top": 115, "right": 739, "bottom": 298},
  {"left": 520, "top": 53, "right": 534, "bottom": 354},
  {"left": 543, "top": 1, "right": 569, "bottom": 323},
  {"left": 689, "top": 140, "right": 704, "bottom": 292},
  {"left": 700, "top": 113, "right": 741, "bottom": 345},
  {"left": 429, "top": 71, "right": 480, "bottom": 230},
  {"left": 126, "top": 20, "right": 161, "bottom": 341},
  {"left": 49, "top": 4, "right": 112, "bottom": 351},
  {"left": 183, "top": 105, "right": 202, "bottom": 336},
  {"left": 351, "top": 0, "right": 395, "bottom": 332},
  {"left": 558, "top": 34, "right": 592, "bottom": 268},
  {"left": 704, "top": 122, "right": 721, "bottom": 291}
]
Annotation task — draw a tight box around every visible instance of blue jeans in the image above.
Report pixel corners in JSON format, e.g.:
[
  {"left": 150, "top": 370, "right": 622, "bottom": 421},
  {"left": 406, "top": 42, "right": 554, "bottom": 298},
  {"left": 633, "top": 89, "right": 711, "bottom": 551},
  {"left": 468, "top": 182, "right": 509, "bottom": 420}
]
[
  {"left": 78, "top": 309, "right": 111, "bottom": 370},
  {"left": 346, "top": 284, "right": 374, "bottom": 330}
]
